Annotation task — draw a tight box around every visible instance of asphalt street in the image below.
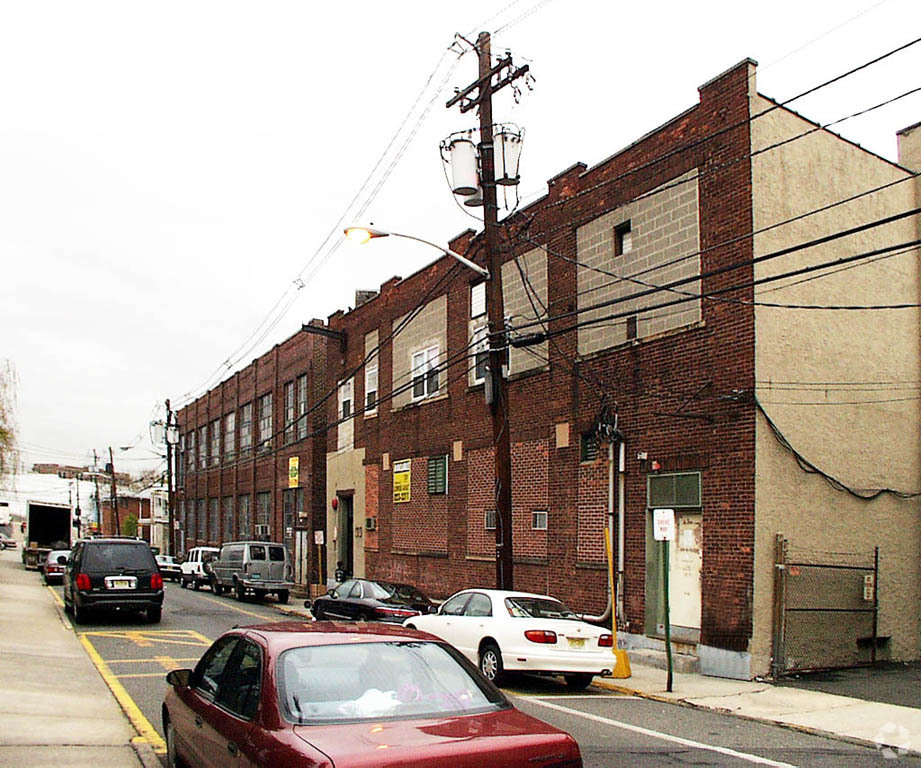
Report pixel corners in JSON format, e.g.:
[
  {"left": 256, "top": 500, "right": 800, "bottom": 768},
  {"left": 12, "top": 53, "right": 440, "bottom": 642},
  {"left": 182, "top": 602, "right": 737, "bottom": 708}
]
[{"left": 46, "top": 581, "right": 919, "bottom": 767}]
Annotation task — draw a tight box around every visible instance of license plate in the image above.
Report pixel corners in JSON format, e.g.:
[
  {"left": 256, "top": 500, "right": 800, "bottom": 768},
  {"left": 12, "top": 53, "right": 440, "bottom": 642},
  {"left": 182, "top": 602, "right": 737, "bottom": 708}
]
[
  {"left": 105, "top": 577, "right": 137, "bottom": 590},
  {"left": 567, "top": 637, "right": 586, "bottom": 649}
]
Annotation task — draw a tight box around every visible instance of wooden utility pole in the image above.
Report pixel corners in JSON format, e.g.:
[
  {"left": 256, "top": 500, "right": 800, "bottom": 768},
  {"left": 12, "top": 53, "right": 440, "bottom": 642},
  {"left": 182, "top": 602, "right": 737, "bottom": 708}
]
[
  {"left": 93, "top": 449, "right": 102, "bottom": 534},
  {"left": 447, "top": 31, "right": 529, "bottom": 590},
  {"left": 108, "top": 446, "right": 120, "bottom": 536},
  {"left": 165, "top": 399, "right": 176, "bottom": 555}
]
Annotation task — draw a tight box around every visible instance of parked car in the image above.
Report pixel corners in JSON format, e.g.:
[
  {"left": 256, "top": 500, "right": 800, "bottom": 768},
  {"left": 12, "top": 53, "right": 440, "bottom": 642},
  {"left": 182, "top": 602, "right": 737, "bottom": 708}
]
[
  {"left": 41, "top": 549, "right": 71, "bottom": 584},
  {"left": 0, "top": 532, "right": 17, "bottom": 549},
  {"left": 209, "top": 541, "right": 293, "bottom": 603},
  {"left": 155, "top": 554, "right": 183, "bottom": 582},
  {"left": 404, "top": 589, "right": 615, "bottom": 690},
  {"left": 307, "top": 578, "right": 436, "bottom": 623},
  {"left": 63, "top": 537, "right": 164, "bottom": 624},
  {"left": 162, "top": 621, "right": 582, "bottom": 768},
  {"left": 179, "top": 546, "right": 220, "bottom": 590}
]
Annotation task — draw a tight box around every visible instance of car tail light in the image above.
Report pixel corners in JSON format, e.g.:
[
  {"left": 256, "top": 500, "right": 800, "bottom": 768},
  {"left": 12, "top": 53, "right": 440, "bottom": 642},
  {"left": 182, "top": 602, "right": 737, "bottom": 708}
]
[
  {"left": 151, "top": 573, "right": 164, "bottom": 590},
  {"left": 378, "top": 607, "right": 419, "bottom": 618},
  {"left": 598, "top": 634, "right": 613, "bottom": 647},
  {"left": 524, "top": 629, "right": 558, "bottom": 644},
  {"left": 75, "top": 573, "right": 91, "bottom": 591}
]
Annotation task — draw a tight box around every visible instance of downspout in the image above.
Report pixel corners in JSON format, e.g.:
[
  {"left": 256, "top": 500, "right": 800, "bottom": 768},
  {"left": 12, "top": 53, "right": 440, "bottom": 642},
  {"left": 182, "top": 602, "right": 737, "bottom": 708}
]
[{"left": 581, "top": 433, "right": 625, "bottom": 626}]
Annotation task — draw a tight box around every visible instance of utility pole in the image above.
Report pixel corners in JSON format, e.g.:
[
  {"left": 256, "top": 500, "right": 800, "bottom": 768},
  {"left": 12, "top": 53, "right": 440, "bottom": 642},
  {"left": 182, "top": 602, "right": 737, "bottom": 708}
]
[
  {"left": 447, "top": 31, "right": 529, "bottom": 590},
  {"left": 93, "top": 449, "right": 102, "bottom": 535},
  {"left": 165, "top": 398, "right": 176, "bottom": 556},
  {"left": 108, "top": 446, "right": 120, "bottom": 536}
]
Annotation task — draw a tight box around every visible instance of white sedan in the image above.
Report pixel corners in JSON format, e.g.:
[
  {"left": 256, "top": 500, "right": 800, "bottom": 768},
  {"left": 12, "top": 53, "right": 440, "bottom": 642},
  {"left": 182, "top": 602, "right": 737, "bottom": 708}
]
[{"left": 404, "top": 588, "right": 615, "bottom": 690}]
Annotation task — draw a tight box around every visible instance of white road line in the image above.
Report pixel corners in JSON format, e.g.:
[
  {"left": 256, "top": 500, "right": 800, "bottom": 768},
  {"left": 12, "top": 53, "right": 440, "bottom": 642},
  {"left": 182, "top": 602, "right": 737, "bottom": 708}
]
[{"left": 524, "top": 698, "right": 799, "bottom": 767}]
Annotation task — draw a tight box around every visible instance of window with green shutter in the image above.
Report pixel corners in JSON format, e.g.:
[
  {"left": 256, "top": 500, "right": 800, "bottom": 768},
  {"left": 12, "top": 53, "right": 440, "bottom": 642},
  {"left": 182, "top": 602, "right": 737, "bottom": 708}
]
[{"left": 427, "top": 455, "right": 448, "bottom": 495}]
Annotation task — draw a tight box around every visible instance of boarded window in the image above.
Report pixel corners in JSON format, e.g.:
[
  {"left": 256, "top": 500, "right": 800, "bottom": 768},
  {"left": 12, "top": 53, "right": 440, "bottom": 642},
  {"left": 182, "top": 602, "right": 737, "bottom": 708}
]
[{"left": 647, "top": 472, "right": 701, "bottom": 508}]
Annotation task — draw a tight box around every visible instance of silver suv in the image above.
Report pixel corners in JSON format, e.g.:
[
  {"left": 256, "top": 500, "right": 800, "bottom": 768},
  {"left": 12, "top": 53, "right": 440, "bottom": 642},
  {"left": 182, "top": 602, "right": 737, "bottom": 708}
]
[{"left": 210, "top": 541, "right": 293, "bottom": 603}]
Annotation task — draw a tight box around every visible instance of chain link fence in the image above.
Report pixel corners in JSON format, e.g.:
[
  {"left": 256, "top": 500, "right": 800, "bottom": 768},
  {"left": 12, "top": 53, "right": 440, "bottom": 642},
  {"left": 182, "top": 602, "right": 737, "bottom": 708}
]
[{"left": 772, "top": 535, "right": 879, "bottom": 676}]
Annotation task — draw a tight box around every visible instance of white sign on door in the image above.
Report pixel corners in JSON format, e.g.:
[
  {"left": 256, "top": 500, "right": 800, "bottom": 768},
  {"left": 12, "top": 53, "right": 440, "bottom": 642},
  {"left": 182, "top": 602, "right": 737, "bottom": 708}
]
[{"left": 653, "top": 508, "right": 676, "bottom": 541}]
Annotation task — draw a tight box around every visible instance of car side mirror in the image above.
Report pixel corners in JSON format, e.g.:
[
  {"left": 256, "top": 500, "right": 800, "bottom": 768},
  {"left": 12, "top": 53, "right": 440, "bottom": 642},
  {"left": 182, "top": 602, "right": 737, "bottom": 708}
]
[{"left": 166, "top": 669, "right": 192, "bottom": 688}]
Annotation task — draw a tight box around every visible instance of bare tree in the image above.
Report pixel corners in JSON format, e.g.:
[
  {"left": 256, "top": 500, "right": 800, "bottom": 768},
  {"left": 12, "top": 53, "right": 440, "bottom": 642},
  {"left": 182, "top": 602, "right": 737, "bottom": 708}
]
[{"left": 0, "top": 361, "right": 18, "bottom": 481}]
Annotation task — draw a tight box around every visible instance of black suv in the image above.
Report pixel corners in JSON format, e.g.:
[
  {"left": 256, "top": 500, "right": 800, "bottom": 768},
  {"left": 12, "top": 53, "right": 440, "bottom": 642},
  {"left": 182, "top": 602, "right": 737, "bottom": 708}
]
[{"left": 63, "top": 538, "right": 164, "bottom": 624}]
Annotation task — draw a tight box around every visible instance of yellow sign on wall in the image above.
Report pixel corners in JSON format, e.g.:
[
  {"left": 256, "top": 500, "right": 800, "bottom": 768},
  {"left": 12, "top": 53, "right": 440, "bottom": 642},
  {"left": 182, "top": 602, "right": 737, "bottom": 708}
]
[
  {"left": 393, "top": 459, "right": 411, "bottom": 503},
  {"left": 288, "top": 456, "right": 300, "bottom": 488}
]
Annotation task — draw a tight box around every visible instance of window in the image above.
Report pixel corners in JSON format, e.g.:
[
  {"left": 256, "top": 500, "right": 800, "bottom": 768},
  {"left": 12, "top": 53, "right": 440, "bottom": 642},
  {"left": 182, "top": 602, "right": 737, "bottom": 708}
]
[
  {"left": 198, "top": 426, "right": 208, "bottom": 469},
  {"left": 193, "top": 636, "right": 239, "bottom": 699},
  {"left": 472, "top": 325, "right": 489, "bottom": 384},
  {"left": 647, "top": 471, "right": 701, "bottom": 508},
  {"left": 209, "top": 498, "right": 219, "bottom": 541},
  {"left": 215, "top": 640, "right": 262, "bottom": 720},
  {"left": 471, "top": 282, "right": 486, "bottom": 318},
  {"left": 222, "top": 497, "right": 233, "bottom": 541},
  {"left": 441, "top": 593, "right": 471, "bottom": 616},
  {"left": 532, "top": 510, "right": 548, "bottom": 530},
  {"left": 256, "top": 491, "right": 271, "bottom": 535},
  {"left": 411, "top": 346, "right": 440, "bottom": 401},
  {"left": 427, "top": 454, "right": 448, "bottom": 495},
  {"left": 484, "top": 510, "right": 497, "bottom": 530},
  {"left": 614, "top": 220, "right": 632, "bottom": 256},
  {"left": 580, "top": 432, "right": 599, "bottom": 462},
  {"left": 210, "top": 420, "right": 220, "bottom": 467},
  {"left": 239, "top": 403, "right": 253, "bottom": 458},
  {"left": 284, "top": 382, "right": 296, "bottom": 445},
  {"left": 258, "top": 393, "right": 273, "bottom": 452},
  {"left": 337, "top": 379, "right": 354, "bottom": 452},
  {"left": 282, "top": 489, "right": 300, "bottom": 554},
  {"left": 465, "top": 593, "right": 492, "bottom": 617},
  {"left": 223, "top": 412, "right": 235, "bottom": 463},
  {"left": 238, "top": 494, "right": 251, "bottom": 538},
  {"left": 186, "top": 431, "right": 196, "bottom": 472},
  {"left": 296, "top": 374, "right": 309, "bottom": 441},
  {"left": 197, "top": 499, "right": 206, "bottom": 540},
  {"left": 365, "top": 365, "right": 378, "bottom": 415}
]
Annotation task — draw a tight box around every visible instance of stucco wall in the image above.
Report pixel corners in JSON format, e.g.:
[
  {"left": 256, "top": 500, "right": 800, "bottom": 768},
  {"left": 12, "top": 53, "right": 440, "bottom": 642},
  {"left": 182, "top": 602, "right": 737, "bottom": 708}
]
[
  {"left": 325, "top": 447, "right": 366, "bottom": 582},
  {"left": 750, "top": 94, "right": 921, "bottom": 674},
  {"left": 391, "top": 295, "right": 447, "bottom": 411}
]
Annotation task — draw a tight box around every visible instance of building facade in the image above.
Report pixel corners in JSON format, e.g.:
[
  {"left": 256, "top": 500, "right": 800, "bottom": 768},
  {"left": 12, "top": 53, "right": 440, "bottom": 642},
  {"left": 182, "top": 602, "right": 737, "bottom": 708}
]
[
  {"left": 175, "top": 322, "right": 328, "bottom": 589},
  {"left": 323, "top": 59, "right": 921, "bottom": 678}
]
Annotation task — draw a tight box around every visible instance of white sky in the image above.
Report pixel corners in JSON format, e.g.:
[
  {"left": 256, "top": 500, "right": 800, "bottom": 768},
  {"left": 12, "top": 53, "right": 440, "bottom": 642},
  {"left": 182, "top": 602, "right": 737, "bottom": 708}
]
[{"left": 3, "top": 0, "right": 919, "bottom": 476}]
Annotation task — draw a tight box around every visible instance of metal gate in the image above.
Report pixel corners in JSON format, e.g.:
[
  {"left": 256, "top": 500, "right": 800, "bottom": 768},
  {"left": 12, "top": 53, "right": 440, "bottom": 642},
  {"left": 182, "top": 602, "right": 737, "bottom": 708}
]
[{"left": 771, "top": 535, "right": 879, "bottom": 676}]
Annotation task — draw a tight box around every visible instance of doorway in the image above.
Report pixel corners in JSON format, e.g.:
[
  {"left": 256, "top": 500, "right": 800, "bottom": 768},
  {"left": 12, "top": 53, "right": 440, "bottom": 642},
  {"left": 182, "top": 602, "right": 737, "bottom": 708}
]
[{"left": 337, "top": 493, "right": 354, "bottom": 581}]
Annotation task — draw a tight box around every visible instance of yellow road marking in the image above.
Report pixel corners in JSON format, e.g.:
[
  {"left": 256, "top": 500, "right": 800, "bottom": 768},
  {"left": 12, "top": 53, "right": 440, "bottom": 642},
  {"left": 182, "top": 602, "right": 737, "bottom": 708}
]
[
  {"left": 117, "top": 672, "right": 176, "bottom": 679},
  {"left": 155, "top": 655, "right": 182, "bottom": 672},
  {"left": 125, "top": 631, "right": 153, "bottom": 647},
  {"left": 108, "top": 657, "right": 201, "bottom": 665},
  {"left": 79, "top": 633, "right": 167, "bottom": 755},
  {"left": 197, "top": 593, "right": 279, "bottom": 621},
  {"left": 46, "top": 585, "right": 64, "bottom": 607}
]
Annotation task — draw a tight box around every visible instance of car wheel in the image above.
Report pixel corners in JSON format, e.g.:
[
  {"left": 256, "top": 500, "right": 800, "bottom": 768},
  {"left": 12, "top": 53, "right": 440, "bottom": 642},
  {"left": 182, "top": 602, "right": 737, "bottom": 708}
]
[
  {"left": 73, "top": 602, "right": 88, "bottom": 625},
  {"left": 234, "top": 580, "right": 245, "bottom": 601},
  {"left": 148, "top": 606, "right": 162, "bottom": 624},
  {"left": 564, "top": 673, "right": 594, "bottom": 691},
  {"left": 277, "top": 590, "right": 289, "bottom": 605},
  {"left": 191, "top": 579, "right": 200, "bottom": 591},
  {"left": 312, "top": 604, "right": 325, "bottom": 620},
  {"left": 254, "top": 589, "right": 267, "bottom": 602},
  {"left": 479, "top": 642, "right": 504, "bottom": 686},
  {"left": 63, "top": 595, "right": 73, "bottom": 615},
  {"left": 165, "top": 716, "right": 185, "bottom": 768},
  {"left": 179, "top": 577, "right": 188, "bottom": 589}
]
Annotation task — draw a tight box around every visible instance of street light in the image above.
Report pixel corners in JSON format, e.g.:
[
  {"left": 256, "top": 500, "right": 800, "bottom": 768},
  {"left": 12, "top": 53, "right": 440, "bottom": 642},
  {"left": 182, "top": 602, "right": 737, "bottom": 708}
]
[{"left": 344, "top": 226, "right": 490, "bottom": 280}]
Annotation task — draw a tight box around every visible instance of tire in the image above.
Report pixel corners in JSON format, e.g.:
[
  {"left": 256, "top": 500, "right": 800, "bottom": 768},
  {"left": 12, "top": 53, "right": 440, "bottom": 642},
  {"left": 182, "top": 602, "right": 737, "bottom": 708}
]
[
  {"left": 479, "top": 642, "right": 504, "bottom": 686},
  {"left": 255, "top": 589, "right": 267, "bottom": 602},
  {"left": 148, "top": 606, "right": 162, "bottom": 623},
  {"left": 73, "top": 602, "right": 88, "bottom": 625},
  {"left": 277, "top": 590, "right": 289, "bottom": 605},
  {"left": 312, "top": 604, "right": 325, "bottom": 620},
  {"left": 191, "top": 579, "right": 200, "bottom": 591},
  {"left": 63, "top": 596, "right": 73, "bottom": 615},
  {"left": 165, "top": 716, "right": 185, "bottom": 768},
  {"left": 180, "top": 577, "right": 188, "bottom": 589},
  {"left": 564, "top": 673, "right": 594, "bottom": 691},
  {"left": 234, "top": 580, "right": 245, "bottom": 602}
]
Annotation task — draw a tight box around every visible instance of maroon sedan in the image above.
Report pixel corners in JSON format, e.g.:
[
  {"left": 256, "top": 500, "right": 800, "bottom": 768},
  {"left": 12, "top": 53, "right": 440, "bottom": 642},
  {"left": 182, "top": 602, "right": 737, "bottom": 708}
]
[{"left": 163, "top": 621, "right": 582, "bottom": 768}]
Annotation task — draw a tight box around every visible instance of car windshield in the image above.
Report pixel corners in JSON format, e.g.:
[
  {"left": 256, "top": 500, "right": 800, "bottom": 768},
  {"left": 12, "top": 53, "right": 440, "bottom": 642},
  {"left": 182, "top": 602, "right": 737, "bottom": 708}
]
[
  {"left": 278, "top": 641, "right": 505, "bottom": 724},
  {"left": 504, "top": 596, "right": 580, "bottom": 620}
]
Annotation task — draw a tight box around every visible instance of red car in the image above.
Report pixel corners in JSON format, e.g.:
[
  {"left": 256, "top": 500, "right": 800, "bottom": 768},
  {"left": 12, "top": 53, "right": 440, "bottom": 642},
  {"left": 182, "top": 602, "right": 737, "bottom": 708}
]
[{"left": 163, "top": 621, "right": 582, "bottom": 768}]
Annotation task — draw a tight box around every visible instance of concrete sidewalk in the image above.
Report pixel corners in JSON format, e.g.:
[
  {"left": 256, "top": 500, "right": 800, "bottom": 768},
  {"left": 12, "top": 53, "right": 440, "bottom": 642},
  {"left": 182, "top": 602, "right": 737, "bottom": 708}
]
[{"left": 0, "top": 551, "right": 159, "bottom": 768}]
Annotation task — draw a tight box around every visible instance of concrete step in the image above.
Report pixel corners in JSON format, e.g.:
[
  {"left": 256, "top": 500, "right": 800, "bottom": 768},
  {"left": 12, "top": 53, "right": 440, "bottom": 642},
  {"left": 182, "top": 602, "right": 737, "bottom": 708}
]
[{"left": 626, "top": 647, "right": 699, "bottom": 674}]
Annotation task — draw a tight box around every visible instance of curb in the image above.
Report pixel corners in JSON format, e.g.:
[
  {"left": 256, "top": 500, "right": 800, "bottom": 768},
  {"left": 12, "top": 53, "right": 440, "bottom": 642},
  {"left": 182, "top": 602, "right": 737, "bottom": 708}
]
[
  {"left": 132, "top": 738, "right": 164, "bottom": 768},
  {"left": 591, "top": 678, "right": 920, "bottom": 757}
]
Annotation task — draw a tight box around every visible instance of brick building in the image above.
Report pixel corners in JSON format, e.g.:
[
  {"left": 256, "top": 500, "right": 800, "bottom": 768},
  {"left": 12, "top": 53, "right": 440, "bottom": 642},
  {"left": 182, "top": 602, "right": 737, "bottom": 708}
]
[
  {"left": 324, "top": 60, "right": 921, "bottom": 678},
  {"left": 98, "top": 495, "right": 150, "bottom": 539},
  {"left": 175, "top": 321, "right": 328, "bottom": 588}
]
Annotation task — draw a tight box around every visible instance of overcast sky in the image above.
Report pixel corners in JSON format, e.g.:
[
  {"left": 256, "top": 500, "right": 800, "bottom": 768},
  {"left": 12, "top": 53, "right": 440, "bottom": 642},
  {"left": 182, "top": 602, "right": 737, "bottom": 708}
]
[{"left": 3, "top": 0, "right": 919, "bottom": 477}]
